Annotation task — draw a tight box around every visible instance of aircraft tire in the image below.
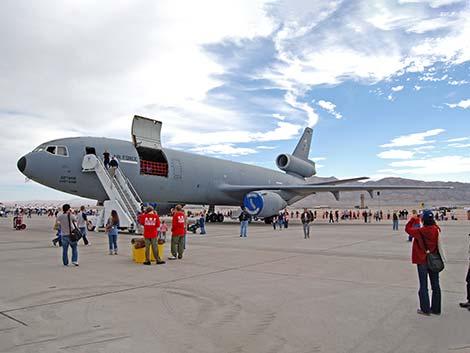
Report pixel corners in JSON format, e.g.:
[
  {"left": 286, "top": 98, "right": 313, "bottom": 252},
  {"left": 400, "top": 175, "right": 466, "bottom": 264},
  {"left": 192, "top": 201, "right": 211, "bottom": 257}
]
[
  {"left": 209, "top": 213, "right": 218, "bottom": 223},
  {"left": 217, "top": 214, "right": 224, "bottom": 222},
  {"left": 264, "top": 217, "right": 272, "bottom": 224}
]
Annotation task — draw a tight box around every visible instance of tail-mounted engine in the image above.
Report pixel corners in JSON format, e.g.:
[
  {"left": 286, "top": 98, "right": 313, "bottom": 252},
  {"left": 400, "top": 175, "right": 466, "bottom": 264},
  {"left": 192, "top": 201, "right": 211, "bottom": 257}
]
[
  {"left": 243, "top": 191, "right": 287, "bottom": 218},
  {"left": 276, "top": 154, "right": 316, "bottom": 178}
]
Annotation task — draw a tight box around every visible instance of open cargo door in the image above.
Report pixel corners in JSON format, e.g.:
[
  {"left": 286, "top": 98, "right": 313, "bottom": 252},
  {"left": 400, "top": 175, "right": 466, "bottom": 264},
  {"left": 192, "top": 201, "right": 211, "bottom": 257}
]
[
  {"left": 131, "top": 115, "right": 168, "bottom": 177},
  {"left": 132, "top": 115, "right": 163, "bottom": 149}
]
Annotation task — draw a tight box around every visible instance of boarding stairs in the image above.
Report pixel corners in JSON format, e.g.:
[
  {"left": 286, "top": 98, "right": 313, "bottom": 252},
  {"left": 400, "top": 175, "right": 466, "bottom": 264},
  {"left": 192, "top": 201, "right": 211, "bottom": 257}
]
[{"left": 82, "top": 154, "right": 142, "bottom": 232}]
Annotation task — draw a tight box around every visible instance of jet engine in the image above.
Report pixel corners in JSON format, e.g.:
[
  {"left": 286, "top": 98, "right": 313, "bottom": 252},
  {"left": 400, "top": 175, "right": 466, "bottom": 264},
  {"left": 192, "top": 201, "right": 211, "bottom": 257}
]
[
  {"left": 243, "top": 191, "right": 287, "bottom": 218},
  {"left": 276, "top": 153, "right": 316, "bottom": 178}
]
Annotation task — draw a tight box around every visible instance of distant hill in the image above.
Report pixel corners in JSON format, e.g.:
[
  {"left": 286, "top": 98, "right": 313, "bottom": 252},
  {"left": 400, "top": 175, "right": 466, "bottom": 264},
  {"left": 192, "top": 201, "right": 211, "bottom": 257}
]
[{"left": 293, "top": 177, "right": 470, "bottom": 208}]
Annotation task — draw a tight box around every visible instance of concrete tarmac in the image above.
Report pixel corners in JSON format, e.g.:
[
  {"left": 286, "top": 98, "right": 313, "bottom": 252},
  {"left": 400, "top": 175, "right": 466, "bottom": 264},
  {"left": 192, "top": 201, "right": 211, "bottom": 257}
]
[{"left": 1, "top": 216, "right": 469, "bottom": 353}]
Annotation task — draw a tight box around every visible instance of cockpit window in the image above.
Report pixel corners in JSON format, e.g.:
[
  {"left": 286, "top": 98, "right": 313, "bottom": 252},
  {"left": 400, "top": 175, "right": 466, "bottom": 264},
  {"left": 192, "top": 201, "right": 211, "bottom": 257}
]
[
  {"left": 44, "top": 145, "right": 69, "bottom": 157},
  {"left": 33, "top": 144, "right": 46, "bottom": 152},
  {"left": 56, "top": 146, "right": 68, "bottom": 156}
]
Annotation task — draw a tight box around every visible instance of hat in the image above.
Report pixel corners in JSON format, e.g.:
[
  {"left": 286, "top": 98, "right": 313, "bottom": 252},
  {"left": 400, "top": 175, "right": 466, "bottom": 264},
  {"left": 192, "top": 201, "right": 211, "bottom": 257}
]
[{"left": 422, "top": 209, "right": 434, "bottom": 221}]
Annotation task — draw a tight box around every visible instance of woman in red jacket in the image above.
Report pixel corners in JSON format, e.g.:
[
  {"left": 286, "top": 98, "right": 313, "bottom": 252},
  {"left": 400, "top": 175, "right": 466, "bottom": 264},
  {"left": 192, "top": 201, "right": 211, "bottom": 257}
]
[{"left": 405, "top": 210, "right": 441, "bottom": 316}]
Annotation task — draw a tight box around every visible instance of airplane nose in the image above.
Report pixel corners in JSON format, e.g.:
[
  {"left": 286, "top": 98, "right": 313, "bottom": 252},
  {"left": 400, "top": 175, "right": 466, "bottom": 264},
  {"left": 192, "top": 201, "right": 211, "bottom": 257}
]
[{"left": 17, "top": 156, "right": 27, "bottom": 173}]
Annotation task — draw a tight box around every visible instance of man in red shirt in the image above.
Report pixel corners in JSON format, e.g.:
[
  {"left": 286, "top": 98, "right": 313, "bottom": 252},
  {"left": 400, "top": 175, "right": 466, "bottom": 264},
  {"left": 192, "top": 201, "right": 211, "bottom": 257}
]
[
  {"left": 169, "top": 204, "right": 186, "bottom": 260},
  {"left": 139, "top": 206, "right": 165, "bottom": 265}
]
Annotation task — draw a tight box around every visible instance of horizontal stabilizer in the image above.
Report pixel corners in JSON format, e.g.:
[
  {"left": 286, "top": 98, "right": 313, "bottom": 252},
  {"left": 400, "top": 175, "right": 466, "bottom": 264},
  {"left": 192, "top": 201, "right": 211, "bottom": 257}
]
[{"left": 312, "top": 177, "right": 369, "bottom": 185}]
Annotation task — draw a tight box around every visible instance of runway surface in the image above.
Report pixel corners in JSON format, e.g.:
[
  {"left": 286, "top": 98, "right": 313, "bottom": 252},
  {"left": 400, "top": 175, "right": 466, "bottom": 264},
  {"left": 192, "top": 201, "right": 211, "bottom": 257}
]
[{"left": 1, "top": 216, "right": 469, "bottom": 353}]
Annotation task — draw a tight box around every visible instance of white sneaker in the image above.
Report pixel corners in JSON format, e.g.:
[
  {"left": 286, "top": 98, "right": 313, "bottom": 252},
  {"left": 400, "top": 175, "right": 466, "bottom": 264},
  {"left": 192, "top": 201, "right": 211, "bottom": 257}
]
[
  {"left": 72, "top": 262, "right": 79, "bottom": 266},
  {"left": 168, "top": 256, "right": 177, "bottom": 260}
]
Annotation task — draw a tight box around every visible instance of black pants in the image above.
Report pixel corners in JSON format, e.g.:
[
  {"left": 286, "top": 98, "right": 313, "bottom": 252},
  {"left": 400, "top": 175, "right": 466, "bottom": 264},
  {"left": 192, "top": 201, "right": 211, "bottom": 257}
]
[{"left": 466, "top": 265, "right": 470, "bottom": 302}]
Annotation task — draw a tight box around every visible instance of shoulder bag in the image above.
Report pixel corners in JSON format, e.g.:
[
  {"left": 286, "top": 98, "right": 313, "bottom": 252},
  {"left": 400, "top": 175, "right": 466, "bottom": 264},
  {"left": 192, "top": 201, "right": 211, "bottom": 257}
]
[
  {"left": 419, "top": 230, "right": 444, "bottom": 272},
  {"left": 68, "top": 213, "right": 83, "bottom": 242}
]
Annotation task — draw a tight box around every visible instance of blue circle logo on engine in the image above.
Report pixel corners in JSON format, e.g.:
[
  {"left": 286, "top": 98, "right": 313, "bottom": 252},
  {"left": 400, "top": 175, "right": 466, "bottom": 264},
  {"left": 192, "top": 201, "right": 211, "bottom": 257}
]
[{"left": 243, "top": 192, "right": 263, "bottom": 216}]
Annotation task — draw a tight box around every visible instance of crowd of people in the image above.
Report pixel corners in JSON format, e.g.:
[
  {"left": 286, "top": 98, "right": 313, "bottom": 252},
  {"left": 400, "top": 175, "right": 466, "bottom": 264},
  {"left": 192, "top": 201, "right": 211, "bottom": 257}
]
[{"left": 7, "top": 200, "right": 469, "bottom": 317}]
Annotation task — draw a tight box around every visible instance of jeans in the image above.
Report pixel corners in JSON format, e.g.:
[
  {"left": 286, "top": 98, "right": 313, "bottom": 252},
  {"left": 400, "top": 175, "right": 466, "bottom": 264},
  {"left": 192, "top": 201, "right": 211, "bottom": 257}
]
[
  {"left": 240, "top": 221, "right": 248, "bottom": 237},
  {"left": 278, "top": 219, "right": 283, "bottom": 230},
  {"left": 62, "top": 235, "right": 78, "bottom": 265},
  {"left": 53, "top": 229, "right": 62, "bottom": 246},
  {"left": 303, "top": 223, "right": 310, "bottom": 238},
  {"left": 79, "top": 227, "right": 89, "bottom": 245},
  {"left": 199, "top": 220, "right": 206, "bottom": 234},
  {"left": 417, "top": 264, "right": 441, "bottom": 314},
  {"left": 393, "top": 220, "right": 399, "bottom": 230},
  {"left": 108, "top": 233, "right": 118, "bottom": 251}
]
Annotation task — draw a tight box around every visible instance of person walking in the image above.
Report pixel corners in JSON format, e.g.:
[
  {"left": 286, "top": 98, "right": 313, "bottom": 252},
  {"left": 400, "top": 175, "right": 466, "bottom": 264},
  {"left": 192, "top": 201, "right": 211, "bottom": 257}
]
[
  {"left": 77, "top": 205, "right": 91, "bottom": 246},
  {"left": 239, "top": 206, "right": 250, "bottom": 237},
  {"left": 459, "top": 233, "right": 470, "bottom": 311},
  {"left": 139, "top": 206, "right": 165, "bottom": 265},
  {"left": 392, "top": 211, "right": 399, "bottom": 231},
  {"left": 284, "top": 211, "right": 289, "bottom": 229},
  {"left": 199, "top": 211, "right": 206, "bottom": 235},
  {"left": 169, "top": 205, "right": 186, "bottom": 260},
  {"left": 301, "top": 208, "right": 313, "bottom": 239},
  {"left": 56, "top": 204, "right": 79, "bottom": 266},
  {"left": 405, "top": 210, "right": 442, "bottom": 316},
  {"left": 109, "top": 156, "right": 119, "bottom": 178},
  {"left": 52, "top": 210, "right": 62, "bottom": 247},
  {"left": 106, "top": 210, "right": 119, "bottom": 255},
  {"left": 103, "top": 149, "right": 110, "bottom": 168}
]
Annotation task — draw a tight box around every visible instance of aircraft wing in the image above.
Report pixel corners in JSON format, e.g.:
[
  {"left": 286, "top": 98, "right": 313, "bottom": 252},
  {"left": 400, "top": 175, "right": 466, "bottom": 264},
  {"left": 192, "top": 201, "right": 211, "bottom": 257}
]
[{"left": 219, "top": 183, "right": 452, "bottom": 199}]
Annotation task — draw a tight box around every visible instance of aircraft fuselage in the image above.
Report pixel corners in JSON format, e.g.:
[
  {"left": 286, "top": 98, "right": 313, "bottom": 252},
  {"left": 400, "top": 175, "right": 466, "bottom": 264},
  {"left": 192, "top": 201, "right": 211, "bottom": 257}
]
[{"left": 19, "top": 136, "right": 307, "bottom": 206}]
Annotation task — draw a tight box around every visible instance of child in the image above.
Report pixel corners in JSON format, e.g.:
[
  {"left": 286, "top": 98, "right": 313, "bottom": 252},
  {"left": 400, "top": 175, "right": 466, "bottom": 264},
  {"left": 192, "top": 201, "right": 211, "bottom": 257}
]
[{"left": 158, "top": 220, "right": 168, "bottom": 244}]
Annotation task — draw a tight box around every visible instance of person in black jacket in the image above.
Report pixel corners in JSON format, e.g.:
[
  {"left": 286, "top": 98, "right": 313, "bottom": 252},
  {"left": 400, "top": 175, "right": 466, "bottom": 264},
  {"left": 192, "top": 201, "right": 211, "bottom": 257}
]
[
  {"left": 459, "top": 233, "right": 470, "bottom": 311},
  {"left": 239, "top": 207, "right": 251, "bottom": 237}
]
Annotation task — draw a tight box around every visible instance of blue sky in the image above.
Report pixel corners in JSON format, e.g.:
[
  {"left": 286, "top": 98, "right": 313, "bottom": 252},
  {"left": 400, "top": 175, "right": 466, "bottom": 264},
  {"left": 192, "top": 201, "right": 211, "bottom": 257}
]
[{"left": 0, "top": 0, "right": 469, "bottom": 201}]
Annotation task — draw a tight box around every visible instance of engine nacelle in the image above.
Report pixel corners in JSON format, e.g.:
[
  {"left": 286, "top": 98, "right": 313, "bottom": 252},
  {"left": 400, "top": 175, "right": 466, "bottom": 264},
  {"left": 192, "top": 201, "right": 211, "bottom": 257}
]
[
  {"left": 243, "top": 191, "right": 287, "bottom": 218},
  {"left": 276, "top": 153, "right": 316, "bottom": 178}
]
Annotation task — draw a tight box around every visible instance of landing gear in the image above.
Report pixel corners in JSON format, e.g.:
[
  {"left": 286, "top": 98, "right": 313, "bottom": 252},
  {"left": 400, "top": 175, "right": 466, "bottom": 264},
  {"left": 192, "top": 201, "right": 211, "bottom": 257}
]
[{"left": 206, "top": 205, "right": 224, "bottom": 223}]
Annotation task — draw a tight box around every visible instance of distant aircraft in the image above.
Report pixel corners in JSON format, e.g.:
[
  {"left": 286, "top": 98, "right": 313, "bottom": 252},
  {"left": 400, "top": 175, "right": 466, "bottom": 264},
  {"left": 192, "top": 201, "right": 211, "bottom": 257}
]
[{"left": 17, "top": 116, "right": 450, "bottom": 226}]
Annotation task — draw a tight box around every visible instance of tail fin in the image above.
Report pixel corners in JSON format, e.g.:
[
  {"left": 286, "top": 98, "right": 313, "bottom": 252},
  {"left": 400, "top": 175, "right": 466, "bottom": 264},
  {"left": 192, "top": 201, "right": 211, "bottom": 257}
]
[{"left": 293, "top": 127, "right": 313, "bottom": 160}]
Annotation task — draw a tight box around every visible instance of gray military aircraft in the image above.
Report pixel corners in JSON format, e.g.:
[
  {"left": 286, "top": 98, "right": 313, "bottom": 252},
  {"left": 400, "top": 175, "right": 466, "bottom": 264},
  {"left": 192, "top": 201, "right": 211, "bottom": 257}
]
[{"left": 17, "top": 115, "right": 449, "bottom": 223}]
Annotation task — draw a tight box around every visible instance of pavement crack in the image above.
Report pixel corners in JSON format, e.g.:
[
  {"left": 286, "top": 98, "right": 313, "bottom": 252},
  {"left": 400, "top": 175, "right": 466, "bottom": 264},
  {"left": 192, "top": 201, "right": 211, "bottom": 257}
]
[{"left": 0, "top": 311, "right": 28, "bottom": 326}]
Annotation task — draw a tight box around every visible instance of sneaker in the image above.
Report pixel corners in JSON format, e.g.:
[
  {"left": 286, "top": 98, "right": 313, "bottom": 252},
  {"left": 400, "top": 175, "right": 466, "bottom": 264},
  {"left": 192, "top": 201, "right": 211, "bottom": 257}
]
[
  {"left": 178, "top": 255, "right": 183, "bottom": 259},
  {"left": 72, "top": 262, "right": 79, "bottom": 266},
  {"left": 85, "top": 243, "right": 91, "bottom": 246},
  {"left": 459, "top": 302, "right": 470, "bottom": 308},
  {"left": 143, "top": 261, "right": 151, "bottom": 265},
  {"left": 168, "top": 256, "right": 177, "bottom": 260},
  {"left": 156, "top": 260, "right": 166, "bottom": 265},
  {"left": 109, "top": 251, "right": 113, "bottom": 255},
  {"left": 114, "top": 251, "right": 118, "bottom": 255},
  {"left": 417, "top": 309, "right": 430, "bottom": 316},
  {"left": 52, "top": 240, "right": 57, "bottom": 246}
]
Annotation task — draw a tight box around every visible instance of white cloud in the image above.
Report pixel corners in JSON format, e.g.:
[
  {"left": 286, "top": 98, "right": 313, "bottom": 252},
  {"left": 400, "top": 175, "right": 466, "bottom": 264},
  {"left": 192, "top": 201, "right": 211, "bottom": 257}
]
[
  {"left": 311, "top": 157, "right": 327, "bottom": 162},
  {"left": 272, "top": 113, "right": 286, "bottom": 120},
  {"left": 446, "top": 137, "right": 469, "bottom": 142},
  {"left": 317, "top": 100, "right": 343, "bottom": 119},
  {"left": 284, "top": 92, "right": 319, "bottom": 127},
  {"left": 445, "top": 99, "right": 470, "bottom": 109},
  {"left": 257, "top": 145, "right": 277, "bottom": 150},
  {"left": 377, "top": 150, "right": 415, "bottom": 159},
  {"left": 448, "top": 80, "right": 469, "bottom": 85},
  {"left": 448, "top": 143, "right": 470, "bottom": 148},
  {"left": 391, "top": 85, "right": 404, "bottom": 91},
  {"left": 381, "top": 129, "right": 445, "bottom": 148},
  {"left": 387, "top": 155, "right": 470, "bottom": 175},
  {"left": 414, "top": 85, "right": 422, "bottom": 91}
]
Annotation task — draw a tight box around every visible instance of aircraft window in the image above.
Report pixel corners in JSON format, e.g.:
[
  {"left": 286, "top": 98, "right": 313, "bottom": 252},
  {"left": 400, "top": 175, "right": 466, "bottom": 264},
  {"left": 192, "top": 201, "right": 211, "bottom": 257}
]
[
  {"left": 56, "top": 146, "right": 69, "bottom": 156},
  {"left": 46, "top": 146, "right": 56, "bottom": 155},
  {"left": 33, "top": 145, "right": 46, "bottom": 152}
]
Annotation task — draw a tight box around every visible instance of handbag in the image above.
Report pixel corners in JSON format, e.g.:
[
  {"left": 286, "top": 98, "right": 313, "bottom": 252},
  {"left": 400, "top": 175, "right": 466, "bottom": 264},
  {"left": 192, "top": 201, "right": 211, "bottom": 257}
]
[
  {"left": 418, "top": 230, "right": 444, "bottom": 272},
  {"left": 68, "top": 213, "right": 83, "bottom": 242}
]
